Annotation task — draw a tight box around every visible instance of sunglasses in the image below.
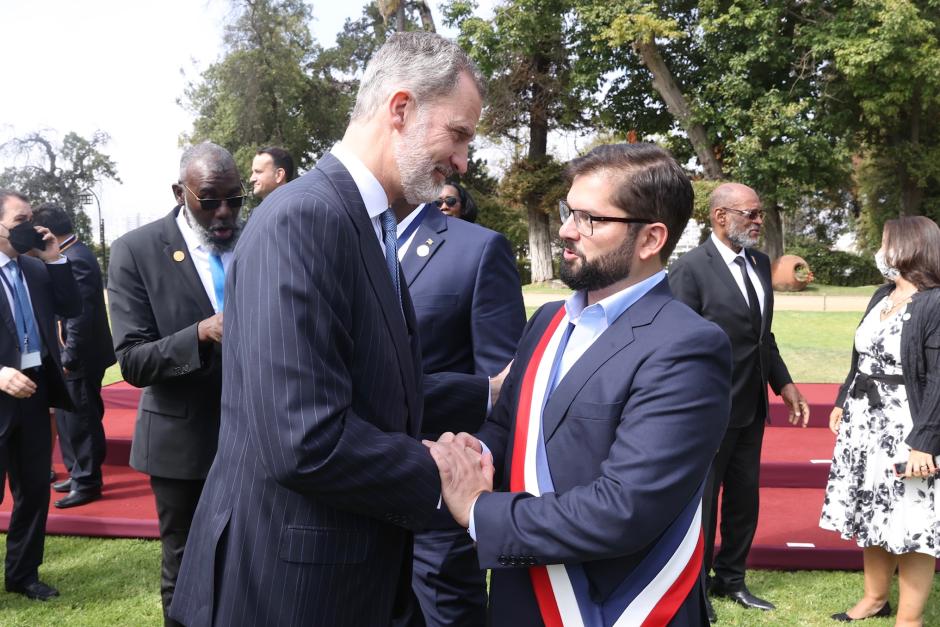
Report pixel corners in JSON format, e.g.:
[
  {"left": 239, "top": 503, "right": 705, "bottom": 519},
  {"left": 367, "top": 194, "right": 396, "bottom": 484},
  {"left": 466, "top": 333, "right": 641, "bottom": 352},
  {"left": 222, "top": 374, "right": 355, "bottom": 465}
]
[
  {"left": 720, "top": 206, "right": 765, "bottom": 221},
  {"left": 434, "top": 196, "right": 459, "bottom": 208},
  {"left": 183, "top": 183, "right": 247, "bottom": 211}
]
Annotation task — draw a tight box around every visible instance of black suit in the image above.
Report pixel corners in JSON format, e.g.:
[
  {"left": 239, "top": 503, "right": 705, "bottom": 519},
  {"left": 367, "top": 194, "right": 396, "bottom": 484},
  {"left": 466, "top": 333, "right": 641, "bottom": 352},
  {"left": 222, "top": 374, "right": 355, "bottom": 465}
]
[
  {"left": 668, "top": 237, "right": 792, "bottom": 589},
  {"left": 107, "top": 208, "right": 223, "bottom": 626},
  {"left": 401, "top": 206, "right": 525, "bottom": 626},
  {"left": 56, "top": 237, "right": 116, "bottom": 491},
  {"left": 0, "top": 254, "right": 79, "bottom": 586}
]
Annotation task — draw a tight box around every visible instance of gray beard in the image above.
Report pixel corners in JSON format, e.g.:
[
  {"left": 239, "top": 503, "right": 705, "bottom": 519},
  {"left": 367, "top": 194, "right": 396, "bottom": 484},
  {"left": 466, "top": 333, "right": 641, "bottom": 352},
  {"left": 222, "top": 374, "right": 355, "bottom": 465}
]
[
  {"left": 182, "top": 203, "right": 242, "bottom": 254},
  {"left": 395, "top": 113, "right": 450, "bottom": 204},
  {"left": 726, "top": 221, "right": 759, "bottom": 250}
]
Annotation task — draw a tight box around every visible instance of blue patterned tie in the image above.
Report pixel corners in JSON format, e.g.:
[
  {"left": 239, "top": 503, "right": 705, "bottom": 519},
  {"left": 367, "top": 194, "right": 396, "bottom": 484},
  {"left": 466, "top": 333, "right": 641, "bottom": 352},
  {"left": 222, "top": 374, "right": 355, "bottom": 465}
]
[
  {"left": 381, "top": 209, "right": 401, "bottom": 304},
  {"left": 209, "top": 252, "right": 225, "bottom": 312},
  {"left": 4, "top": 261, "right": 43, "bottom": 356}
]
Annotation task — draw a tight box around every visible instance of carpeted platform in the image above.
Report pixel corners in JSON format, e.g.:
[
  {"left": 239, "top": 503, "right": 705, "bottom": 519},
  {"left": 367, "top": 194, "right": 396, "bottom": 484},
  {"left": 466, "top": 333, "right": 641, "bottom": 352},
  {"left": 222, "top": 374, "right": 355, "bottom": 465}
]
[{"left": 12, "top": 380, "right": 922, "bottom": 572}]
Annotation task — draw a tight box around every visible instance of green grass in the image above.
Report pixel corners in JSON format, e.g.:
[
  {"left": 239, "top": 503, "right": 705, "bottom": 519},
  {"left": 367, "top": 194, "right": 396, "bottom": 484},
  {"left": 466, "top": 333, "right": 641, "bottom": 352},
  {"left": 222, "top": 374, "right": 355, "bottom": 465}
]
[
  {"left": 772, "top": 311, "right": 859, "bottom": 383},
  {"left": 102, "top": 363, "right": 122, "bottom": 387},
  {"left": 782, "top": 283, "right": 881, "bottom": 297},
  {"left": 2, "top": 537, "right": 937, "bottom": 626},
  {"left": 0, "top": 535, "right": 162, "bottom": 626}
]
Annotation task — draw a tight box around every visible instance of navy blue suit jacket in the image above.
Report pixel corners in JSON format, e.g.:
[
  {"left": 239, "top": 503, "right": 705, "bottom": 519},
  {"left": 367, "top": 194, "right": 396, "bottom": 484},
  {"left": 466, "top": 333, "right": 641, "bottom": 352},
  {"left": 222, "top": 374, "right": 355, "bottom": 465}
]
[
  {"left": 474, "top": 280, "right": 732, "bottom": 626},
  {"left": 59, "top": 239, "right": 115, "bottom": 378},
  {"left": 170, "top": 153, "right": 487, "bottom": 627},
  {"left": 403, "top": 205, "right": 525, "bottom": 435}
]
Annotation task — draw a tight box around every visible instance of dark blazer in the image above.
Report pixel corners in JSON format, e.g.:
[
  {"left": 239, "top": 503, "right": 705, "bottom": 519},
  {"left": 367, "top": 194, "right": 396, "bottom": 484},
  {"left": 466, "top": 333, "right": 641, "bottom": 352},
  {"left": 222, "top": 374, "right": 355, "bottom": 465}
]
[
  {"left": 835, "top": 284, "right": 940, "bottom": 454},
  {"left": 107, "top": 208, "right": 222, "bottom": 480},
  {"left": 59, "top": 239, "right": 115, "bottom": 378},
  {"left": 668, "top": 238, "right": 792, "bottom": 427},
  {"left": 403, "top": 205, "right": 524, "bottom": 415},
  {"left": 170, "top": 153, "right": 487, "bottom": 627},
  {"left": 473, "top": 280, "right": 732, "bottom": 626},
  {"left": 0, "top": 256, "right": 80, "bottom": 417}
]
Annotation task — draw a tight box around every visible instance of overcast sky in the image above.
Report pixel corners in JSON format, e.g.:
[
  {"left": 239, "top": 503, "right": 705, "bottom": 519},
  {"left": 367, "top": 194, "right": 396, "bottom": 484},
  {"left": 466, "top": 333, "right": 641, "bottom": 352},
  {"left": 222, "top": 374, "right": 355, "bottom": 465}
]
[{"left": 1, "top": 0, "right": 503, "bottom": 240}]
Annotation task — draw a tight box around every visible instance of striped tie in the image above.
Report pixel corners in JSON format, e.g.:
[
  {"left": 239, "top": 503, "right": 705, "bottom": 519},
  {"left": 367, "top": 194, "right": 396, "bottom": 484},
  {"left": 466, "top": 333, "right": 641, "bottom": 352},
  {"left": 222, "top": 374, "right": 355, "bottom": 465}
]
[{"left": 381, "top": 209, "right": 401, "bottom": 304}]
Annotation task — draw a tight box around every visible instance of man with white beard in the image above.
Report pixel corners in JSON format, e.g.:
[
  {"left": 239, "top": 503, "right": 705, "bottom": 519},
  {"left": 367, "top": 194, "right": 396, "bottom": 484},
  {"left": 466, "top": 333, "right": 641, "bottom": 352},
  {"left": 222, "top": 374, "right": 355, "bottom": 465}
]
[
  {"left": 171, "top": 32, "right": 499, "bottom": 626},
  {"left": 668, "top": 182, "right": 809, "bottom": 623}
]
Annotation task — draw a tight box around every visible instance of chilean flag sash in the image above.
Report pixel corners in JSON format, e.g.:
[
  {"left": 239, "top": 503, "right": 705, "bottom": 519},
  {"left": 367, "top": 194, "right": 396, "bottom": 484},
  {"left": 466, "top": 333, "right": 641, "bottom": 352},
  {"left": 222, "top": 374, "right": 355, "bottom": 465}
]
[{"left": 509, "top": 306, "right": 705, "bottom": 627}]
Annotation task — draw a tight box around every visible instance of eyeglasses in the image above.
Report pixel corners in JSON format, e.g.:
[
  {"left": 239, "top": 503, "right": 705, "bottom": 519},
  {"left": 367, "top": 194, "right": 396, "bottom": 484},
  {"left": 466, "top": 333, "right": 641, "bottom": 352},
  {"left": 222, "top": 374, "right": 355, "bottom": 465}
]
[
  {"left": 434, "top": 196, "right": 459, "bottom": 208},
  {"left": 720, "top": 206, "right": 765, "bottom": 221},
  {"left": 559, "top": 200, "right": 653, "bottom": 237},
  {"left": 182, "top": 183, "right": 247, "bottom": 211}
]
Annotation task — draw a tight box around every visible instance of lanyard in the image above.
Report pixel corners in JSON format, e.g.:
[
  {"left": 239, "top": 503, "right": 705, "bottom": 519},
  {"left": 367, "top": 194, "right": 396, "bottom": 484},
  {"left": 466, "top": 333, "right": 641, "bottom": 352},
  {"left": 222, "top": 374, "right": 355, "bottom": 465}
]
[
  {"left": 0, "top": 262, "right": 34, "bottom": 352},
  {"left": 397, "top": 204, "right": 431, "bottom": 249}
]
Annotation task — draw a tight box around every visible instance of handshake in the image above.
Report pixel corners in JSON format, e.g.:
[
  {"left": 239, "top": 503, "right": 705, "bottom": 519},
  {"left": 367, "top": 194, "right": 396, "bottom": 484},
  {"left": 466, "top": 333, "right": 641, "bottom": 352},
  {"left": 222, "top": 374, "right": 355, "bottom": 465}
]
[{"left": 423, "top": 432, "right": 494, "bottom": 528}]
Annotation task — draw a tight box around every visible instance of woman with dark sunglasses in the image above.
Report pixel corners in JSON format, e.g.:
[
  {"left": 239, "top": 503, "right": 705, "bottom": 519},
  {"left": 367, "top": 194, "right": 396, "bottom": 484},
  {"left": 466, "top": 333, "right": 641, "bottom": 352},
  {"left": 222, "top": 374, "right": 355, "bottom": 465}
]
[{"left": 434, "top": 182, "right": 478, "bottom": 223}]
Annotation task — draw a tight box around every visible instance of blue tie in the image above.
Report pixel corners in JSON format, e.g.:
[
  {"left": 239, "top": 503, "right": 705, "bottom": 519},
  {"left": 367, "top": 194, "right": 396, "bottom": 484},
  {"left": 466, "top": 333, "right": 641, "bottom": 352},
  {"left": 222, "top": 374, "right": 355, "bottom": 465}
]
[
  {"left": 4, "top": 261, "right": 43, "bottom": 357},
  {"left": 208, "top": 253, "right": 225, "bottom": 312},
  {"left": 381, "top": 209, "right": 401, "bottom": 304}
]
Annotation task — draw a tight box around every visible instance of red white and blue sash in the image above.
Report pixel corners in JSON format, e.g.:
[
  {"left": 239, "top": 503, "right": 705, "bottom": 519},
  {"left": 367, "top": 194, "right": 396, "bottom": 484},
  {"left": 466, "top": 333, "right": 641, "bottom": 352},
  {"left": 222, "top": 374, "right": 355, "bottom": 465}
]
[{"left": 510, "top": 307, "right": 705, "bottom": 627}]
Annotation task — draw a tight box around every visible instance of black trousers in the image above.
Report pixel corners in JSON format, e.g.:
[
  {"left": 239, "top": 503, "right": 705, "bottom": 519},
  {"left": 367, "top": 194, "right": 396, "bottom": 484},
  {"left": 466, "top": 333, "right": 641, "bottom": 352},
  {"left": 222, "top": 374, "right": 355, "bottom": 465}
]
[
  {"left": 55, "top": 370, "right": 106, "bottom": 490},
  {"left": 410, "top": 528, "right": 487, "bottom": 627},
  {"left": 150, "top": 475, "right": 205, "bottom": 627},
  {"left": 0, "top": 372, "right": 51, "bottom": 586},
  {"left": 703, "top": 413, "right": 765, "bottom": 590}
]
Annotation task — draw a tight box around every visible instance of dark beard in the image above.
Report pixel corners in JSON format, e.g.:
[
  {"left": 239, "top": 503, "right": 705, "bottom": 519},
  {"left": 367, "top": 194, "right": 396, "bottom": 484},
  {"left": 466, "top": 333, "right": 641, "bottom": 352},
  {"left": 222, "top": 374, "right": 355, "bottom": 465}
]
[{"left": 559, "top": 228, "right": 638, "bottom": 293}]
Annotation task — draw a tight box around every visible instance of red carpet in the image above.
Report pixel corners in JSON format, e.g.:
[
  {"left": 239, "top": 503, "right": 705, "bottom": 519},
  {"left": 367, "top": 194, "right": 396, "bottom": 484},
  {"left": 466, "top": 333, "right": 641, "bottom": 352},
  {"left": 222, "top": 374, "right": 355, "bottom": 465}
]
[{"left": 11, "top": 381, "right": 924, "bottom": 571}]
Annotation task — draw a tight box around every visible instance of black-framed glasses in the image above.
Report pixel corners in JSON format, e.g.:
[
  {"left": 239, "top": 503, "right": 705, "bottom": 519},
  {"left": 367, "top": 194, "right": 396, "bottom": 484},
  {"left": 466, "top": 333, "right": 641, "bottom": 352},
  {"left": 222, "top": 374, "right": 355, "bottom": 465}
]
[
  {"left": 182, "top": 183, "right": 247, "bottom": 211},
  {"left": 559, "top": 200, "right": 653, "bottom": 237},
  {"left": 720, "top": 206, "right": 765, "bottom": 221},
  {"left": 434, "top": 196, "right": 459, "bottom": 208}
]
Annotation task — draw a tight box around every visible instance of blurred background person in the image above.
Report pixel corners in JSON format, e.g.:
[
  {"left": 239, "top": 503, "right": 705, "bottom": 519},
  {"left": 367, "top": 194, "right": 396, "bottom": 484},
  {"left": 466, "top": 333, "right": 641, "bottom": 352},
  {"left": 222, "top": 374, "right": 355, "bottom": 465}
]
[
  {"left": 821, "top": 215, "right": 940, "bottom": 624},
  {"left": 33, "top": 204, "right": 116, "bottom": 509},
  {"left": 249, "top": 146, "right": 294, "bottom": 201},
  {"left": 435, "top": 182, "right": 477, "bottom": 223}
]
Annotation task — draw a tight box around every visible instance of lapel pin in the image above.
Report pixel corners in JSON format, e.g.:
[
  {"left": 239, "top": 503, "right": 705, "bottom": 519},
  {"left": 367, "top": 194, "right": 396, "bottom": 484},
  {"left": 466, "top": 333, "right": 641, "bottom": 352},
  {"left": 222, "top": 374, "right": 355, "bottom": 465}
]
[
  {"left": 902, "top": 312, "right": 911, "bottom": 321},
  {"left": 173, "top": 250, "right": 186, "bottom": 262},
  {"left": 416, "top": 244, "right": 430, "bottom": 257}
]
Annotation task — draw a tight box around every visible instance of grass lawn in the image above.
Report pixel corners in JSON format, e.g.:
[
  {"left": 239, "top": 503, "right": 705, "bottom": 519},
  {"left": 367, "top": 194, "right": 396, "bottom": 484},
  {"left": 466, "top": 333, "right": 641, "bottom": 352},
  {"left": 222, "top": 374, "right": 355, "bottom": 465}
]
[
  {"left": 772, "top": 311, "right": 859, "bottom": 383},
  {"left": 523, "top": 281, "right": 881, "bottom": 298},
  {"left": 1, "top": 535, "right": 937, "bottom": 625}
]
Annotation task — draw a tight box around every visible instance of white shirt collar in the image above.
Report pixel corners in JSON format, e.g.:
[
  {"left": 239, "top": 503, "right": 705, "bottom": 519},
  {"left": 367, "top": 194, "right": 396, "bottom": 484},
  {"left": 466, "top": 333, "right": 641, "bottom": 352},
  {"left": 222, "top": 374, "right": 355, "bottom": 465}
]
[
  {"left": 175, "top": 207, "right": 208, "bottom": 254},
  {"left": 710, "top": 232, "right": 748, "bottom": 266},
  {"left": 397, "top": 203, "right": 429, "bottom": 237},
  {"left": 330, "top": 142, "right": 390, "bottom": 220},
  {"left": 0, "top": 250, "right": 13, "bottom": 268},
  {"left": 564, "top": 270, "right": 666, "bottom": 326}
]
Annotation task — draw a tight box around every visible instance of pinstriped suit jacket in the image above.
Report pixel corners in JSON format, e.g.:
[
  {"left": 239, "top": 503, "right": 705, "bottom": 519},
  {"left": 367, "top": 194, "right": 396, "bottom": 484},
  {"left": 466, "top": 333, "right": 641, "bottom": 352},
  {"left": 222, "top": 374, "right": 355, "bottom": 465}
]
[{"left": 170, "top": 153, "right": 486, "bottom": 626}]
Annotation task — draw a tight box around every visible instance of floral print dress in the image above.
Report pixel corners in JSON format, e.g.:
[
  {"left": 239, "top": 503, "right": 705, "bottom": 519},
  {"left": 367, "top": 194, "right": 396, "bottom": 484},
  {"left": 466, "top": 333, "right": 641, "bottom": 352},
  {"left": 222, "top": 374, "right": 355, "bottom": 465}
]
[{"left": 819, "top": 297, "right": 939, "bottom": 557}]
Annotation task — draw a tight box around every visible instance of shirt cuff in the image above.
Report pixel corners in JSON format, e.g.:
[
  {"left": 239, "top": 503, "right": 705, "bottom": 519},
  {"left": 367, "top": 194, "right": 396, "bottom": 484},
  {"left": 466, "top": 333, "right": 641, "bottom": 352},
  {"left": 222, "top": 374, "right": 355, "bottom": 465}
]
[
  {"left": 468, "top": 495, "right": 479, "bottom": 541},
  {"left": 46, "top": 255, "right": 68, "bottom": 264}
]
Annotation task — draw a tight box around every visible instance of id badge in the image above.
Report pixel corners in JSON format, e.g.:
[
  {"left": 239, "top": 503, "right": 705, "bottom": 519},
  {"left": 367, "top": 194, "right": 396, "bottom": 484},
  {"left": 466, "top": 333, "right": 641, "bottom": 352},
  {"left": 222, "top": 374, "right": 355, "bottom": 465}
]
[{"left": 20, "top": 351, "right": 41, "bottom": 370}]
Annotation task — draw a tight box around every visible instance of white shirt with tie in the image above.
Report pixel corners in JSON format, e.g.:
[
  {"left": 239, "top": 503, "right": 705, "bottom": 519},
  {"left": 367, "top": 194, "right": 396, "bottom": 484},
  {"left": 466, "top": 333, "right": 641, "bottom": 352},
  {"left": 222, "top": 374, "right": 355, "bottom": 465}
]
[
  {"left": 710, "top": 232, "right": 765, "bottom": 314},
  {"left": 175, "top": 209, "right": 233, "bottom": 314}
]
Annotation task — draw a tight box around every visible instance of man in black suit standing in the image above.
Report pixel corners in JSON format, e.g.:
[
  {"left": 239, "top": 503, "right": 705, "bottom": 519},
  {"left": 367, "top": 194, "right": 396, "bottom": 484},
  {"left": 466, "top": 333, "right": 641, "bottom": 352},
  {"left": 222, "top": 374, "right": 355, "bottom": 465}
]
[
  {"left": 33, "top": 205, "right": 116, "bottom": 509},
  {"left": 0, "top": 190, "right": 80, "bottom": 601},
  {"left": 106, "top": 143, "right": 243, "bottom": 627},
  {"left": 668, "top": 182, "right": 810, "bottom": 621},
  {"left": 395, "top": 197, "right": 525, "bottom": 626}
]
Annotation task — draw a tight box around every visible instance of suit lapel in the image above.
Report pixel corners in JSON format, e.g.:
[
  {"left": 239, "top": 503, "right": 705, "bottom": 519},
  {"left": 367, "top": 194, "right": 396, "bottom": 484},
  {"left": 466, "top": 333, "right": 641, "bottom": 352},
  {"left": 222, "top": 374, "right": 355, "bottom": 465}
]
[
  {"left": 402, "top": 207, "right": 447, "bottom": 286},
  {"left": 541, "top": 280, "right": 673, "bottom": 443},
  {"left": 748, "top": 249, "right": 771, "bottom": 335},
  {"left": 316, "top": 154, "right": 420, "bottom": 430},
  {"left": 704, "top": 238, "right": 752, "bottom": 316},
  {"left": 0, "top": 270, "right": 16, "bottom": 341},
  {"left": 161, "top": 209, "right": 215, "bottom": 318}
]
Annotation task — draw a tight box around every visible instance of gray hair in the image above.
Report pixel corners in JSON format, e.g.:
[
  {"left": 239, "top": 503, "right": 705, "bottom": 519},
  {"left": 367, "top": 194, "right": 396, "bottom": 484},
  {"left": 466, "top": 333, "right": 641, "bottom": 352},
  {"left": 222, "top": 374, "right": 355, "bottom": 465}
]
[
  {"left": 351, "top": 31, "right": 485, "bottom": 121},
  {"left": 179, "top": 141, "right": 237, "bottom": 181}
]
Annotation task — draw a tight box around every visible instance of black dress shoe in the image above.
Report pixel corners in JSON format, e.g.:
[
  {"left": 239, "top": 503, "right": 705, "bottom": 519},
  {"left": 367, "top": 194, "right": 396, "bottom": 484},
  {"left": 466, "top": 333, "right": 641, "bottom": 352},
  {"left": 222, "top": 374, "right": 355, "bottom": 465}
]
[
  {"left": 54, "top": 489, "right": 102, "bottom": 509},
  {"left": 52, "top": 479, "right": 72, "bottom": 493},
  {"left": 705, "top": 595, "right": 717, "bottom": 623},
  {"left": 711, "top": 584, "right": 775, "bottom": 611},
  {"left": 831, "top": 601, "right": 892, "bottom": 622},
  {"left": 5, "top": 580, "right": 59, "bottom": 601}
]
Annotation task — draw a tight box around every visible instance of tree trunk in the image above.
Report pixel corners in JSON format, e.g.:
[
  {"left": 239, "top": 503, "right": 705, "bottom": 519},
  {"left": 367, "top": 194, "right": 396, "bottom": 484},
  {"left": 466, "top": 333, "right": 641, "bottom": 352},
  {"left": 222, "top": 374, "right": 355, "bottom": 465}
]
[
  {"left": 526, "top": 53, "right": 554, "bottom": 283},
  {"left": 528, "top": 207, "right": 553, "bottom": 283},
  {"left": 413, "top": 1, "right": 435, "bottom": 31},
  {"left": 762, "top": 204, "right": 784, "bottom": 260},
  {"left": 635, "top": 40, "right": 723, "bottom": 180}
]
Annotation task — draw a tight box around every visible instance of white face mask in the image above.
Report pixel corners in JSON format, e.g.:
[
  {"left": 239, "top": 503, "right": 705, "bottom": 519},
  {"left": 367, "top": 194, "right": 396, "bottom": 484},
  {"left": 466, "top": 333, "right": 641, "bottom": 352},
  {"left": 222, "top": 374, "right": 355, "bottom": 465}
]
[{"left": 875, "top": 249, "right": 900, "bottom": 280}]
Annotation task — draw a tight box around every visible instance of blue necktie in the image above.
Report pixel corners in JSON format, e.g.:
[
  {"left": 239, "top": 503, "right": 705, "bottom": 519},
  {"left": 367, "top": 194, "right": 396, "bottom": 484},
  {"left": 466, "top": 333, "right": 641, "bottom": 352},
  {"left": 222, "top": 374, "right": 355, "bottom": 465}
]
[
  {"left": 209, "top": 253, "right": 225, "bottom": 312},
  {"left": 4, "top": 261, "right": 43, "bottom": 357},
  {"left": 381, "top": 209, "right": 401, "bottom": 304}
]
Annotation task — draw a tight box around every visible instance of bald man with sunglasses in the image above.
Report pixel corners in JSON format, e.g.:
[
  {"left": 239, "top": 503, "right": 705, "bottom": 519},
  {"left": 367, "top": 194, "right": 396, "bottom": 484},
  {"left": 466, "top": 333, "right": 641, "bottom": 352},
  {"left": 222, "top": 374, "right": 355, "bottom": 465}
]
[{"left": 107, "top": 141, "right": 246, "bottom": 627}]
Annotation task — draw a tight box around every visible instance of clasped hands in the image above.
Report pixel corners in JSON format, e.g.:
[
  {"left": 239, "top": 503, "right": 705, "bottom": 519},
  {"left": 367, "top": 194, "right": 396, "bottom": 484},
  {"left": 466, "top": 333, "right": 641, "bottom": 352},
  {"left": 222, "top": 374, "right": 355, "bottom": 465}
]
[{"left": 423, "top": 432, "right": 494, "bottom": 528}]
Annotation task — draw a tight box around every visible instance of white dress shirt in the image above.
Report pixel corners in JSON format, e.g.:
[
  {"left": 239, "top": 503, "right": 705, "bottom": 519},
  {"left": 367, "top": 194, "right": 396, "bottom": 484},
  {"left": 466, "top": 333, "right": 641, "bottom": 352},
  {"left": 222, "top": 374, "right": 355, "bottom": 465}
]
[
  {"left": 330, "top": 142, "right": 390, "bottom": 251},
  {"left": 710, "top": 232, "right": 765, "bottom": 314},
  {"left": 175, "top": 210, "right": 233, "bottom": 314}
]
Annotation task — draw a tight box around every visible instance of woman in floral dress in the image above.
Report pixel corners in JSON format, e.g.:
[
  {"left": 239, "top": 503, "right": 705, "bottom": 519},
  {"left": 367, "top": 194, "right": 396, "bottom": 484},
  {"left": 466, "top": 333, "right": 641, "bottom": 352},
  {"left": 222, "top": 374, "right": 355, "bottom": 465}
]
[{"left": 820, "top": 216, "right": 940, "bottom": 625}]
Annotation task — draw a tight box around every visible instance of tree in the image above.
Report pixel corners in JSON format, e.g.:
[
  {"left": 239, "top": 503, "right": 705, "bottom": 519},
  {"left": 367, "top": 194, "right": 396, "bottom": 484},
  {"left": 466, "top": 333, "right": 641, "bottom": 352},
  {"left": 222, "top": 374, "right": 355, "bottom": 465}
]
[
  {"left": 444, "top": 0, "right": 594, "bottom": 282},
  {"left": 0, "top": 130, "right": 120, "bottom": 243},
  {"left": 182, "top": 0, "right": 351, "bottom": 190}
]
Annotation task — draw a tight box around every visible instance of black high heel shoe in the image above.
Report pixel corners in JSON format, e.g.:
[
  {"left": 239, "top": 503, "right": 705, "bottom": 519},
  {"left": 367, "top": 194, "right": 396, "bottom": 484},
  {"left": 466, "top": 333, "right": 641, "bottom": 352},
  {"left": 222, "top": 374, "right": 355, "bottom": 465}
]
[{"left": 831, "top": 600, "right": 892, "bottom": 622}]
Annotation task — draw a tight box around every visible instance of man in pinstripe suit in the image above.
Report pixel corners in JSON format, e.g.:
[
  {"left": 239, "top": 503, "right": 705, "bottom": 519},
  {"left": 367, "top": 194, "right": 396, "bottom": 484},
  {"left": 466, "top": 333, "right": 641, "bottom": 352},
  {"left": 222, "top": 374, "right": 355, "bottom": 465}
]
[{"left": 171, "top": 32, "right": 491, "bottom": 626}]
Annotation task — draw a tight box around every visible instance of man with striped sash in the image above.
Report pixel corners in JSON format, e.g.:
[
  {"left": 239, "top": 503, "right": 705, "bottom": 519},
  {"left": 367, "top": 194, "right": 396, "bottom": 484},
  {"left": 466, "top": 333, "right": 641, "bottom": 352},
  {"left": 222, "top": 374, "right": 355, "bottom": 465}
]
[{"left": 429, "top": 143, "right": 732, "bottom": 626}]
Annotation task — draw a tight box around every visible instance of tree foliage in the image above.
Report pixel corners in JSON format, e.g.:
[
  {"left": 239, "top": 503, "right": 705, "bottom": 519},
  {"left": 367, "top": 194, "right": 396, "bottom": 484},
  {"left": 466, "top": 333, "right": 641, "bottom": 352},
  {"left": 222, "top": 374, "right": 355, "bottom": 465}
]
[{"left": 0, "top": 130, "right": 120, "bottom": 242}]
